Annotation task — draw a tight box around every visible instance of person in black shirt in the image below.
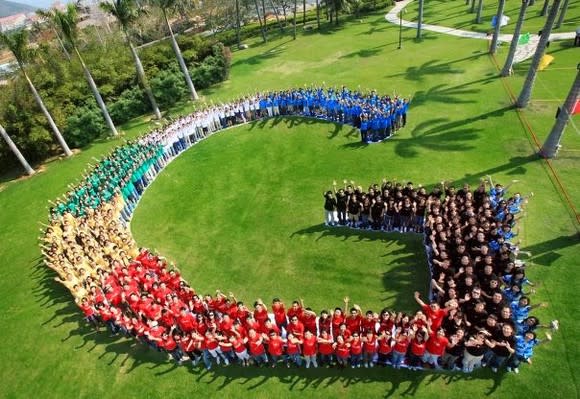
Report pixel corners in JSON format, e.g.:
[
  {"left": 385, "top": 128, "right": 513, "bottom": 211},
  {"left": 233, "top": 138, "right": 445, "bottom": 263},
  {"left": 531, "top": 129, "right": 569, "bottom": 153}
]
[
  {"left": 441, "top": 328, "right": 465, "bottom": 370},
  {"left": 323, "top": 191, "right": 337, "bottom": 226},
  {"left": 485, "top": 323, "right": 516, "bottom": 372}
]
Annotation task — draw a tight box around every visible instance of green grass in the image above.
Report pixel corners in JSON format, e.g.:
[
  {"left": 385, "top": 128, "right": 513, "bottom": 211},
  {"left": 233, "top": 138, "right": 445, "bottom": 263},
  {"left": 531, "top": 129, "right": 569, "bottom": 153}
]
[
  {"left": 405, "top": 0, "right": 580, "bottom": 35},
  {"left": 0, "top": 9, "right": 579, "bottom": 399}
]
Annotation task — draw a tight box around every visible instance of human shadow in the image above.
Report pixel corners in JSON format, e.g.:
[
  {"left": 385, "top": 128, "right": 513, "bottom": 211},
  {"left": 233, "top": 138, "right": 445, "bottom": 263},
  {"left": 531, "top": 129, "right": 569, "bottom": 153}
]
[
  {"left": 246, "top": 116, "right": 359, "bottom": 140},
  {"left": 523, "top": 233, "right": 580, "bottom": 266}
]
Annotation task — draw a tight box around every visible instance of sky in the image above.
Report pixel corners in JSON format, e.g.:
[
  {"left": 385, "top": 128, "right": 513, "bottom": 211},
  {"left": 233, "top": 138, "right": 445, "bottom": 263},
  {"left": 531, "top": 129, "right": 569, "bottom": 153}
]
[{"left": 13, "top": 0, "right": 73, "bottom": 10}]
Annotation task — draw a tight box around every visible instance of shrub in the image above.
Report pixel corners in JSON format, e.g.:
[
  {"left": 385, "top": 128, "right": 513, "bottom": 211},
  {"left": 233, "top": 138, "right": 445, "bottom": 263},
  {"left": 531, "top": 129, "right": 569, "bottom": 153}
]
[
  {"left": 64, "top": 104, "right": 107, "bottom": 148},
  {"left": 109, "top": 86, "right": 149, "bottom": 125}
]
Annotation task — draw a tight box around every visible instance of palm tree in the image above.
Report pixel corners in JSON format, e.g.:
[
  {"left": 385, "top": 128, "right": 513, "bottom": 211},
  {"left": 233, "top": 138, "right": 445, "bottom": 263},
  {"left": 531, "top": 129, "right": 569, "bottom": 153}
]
[
  {"left": 149, "top": 0, "right": 199, "bottom": 100},
  {"left": 489, "top": 0, "right": 506, "bottom": 54},
  {"left": 555, "top": 0, "right": 569, "bottom": 29},
  {"left": 475, "top": 0, "right": 484, "bottom": 23},
  {"left": 501, "top": 0, "right": 530, "bottom": 76},
  {"left": 315, "top": 0, "right": 320, "bottom": 29},
  {"left": 36, "top": 9, "right": 72, "bottom": 62},
  {"left": 235, "top": 0, "right": 242, "bottom": 48},
  {"left": 516, "top": 0, "right": 562, "bottom": 108},
  {"left": 417, "top": 0, "right": 424, "bottom": 39},
  {"left": 254, "top": 0, "right": 268, "bottom": 42},
  {"left": 0, "top": 123, "right": 35, "bottom": 175},
  {"left": 54, "top": 4, "right": 119, "bottom": 136},
  {"left": 269, "top": 0, "right": 285, "bottom": 32},
  {"left": 0, "top": 30, "right": 73, "bottom": 157},
  {"left": 540, "top": 0, "right": 549, "bottom": 15},
  {"left": 100, "top": 0, "right": 162, "bottom": 120},
  {"left": 303, "top": 0, "right": 306, "bottom": 24},
  {"left": 541, "top": 64, "right": 580, "bottom": 157},
  {"left": 292, "top": 0, "right": 298, "bottom": 39}
]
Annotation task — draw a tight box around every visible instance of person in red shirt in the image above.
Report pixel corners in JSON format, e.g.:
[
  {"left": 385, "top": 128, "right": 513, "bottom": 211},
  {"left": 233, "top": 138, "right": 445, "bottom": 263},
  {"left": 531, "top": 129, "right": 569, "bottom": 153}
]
[
  {"left": 76, "top": 297, "right": 98, "bottom": 330},
  {"left": 377, "top": 330, "right": 394, "bottom": 366},
  {"left": 145, "top": 320, "right": 166, "bottom": 350},
  {"left": 287, "top": 300, "right": 303, "bottom": 322},
  {"left": 303, "top": 330, "right": 318, "bottom": 368},
  {"left": 247, "top": 329, "right": 268, "bottom": 366},
  {"left": 258, "top": 319, "right": 280, "bottom": 337},
  {"left": 271, "top": 298, "right": 287, "bottom": 329},
  {"left": 361, "top": 310, "right": 378, "bottom": 333},
  {"left": 408, "top": 326, "right": 428, "bottom": 370},
  {"left": 265, "top": 331, "right": 285, "bottom": 367},
  {"left": 336, "top": 323, "right": 352, "bottom": 341},
  {"left": 160, "top": 308, "right": 175, "bottom": 328},
  {"left": 285, "top": 333, "right": 303, "bottom": 367},
  {"left": 362, "top": 330, "right": 377, "bottom": 368},
  {"left": 317, "top": 330, "right": 334, "bottom": 367},
  {"left": 331, "top": 306, "right": 346, "bottom": 338},
  {"left": 229, "top": 334, "right": 250, "bottom": 367},
  {"left": 301, "top": 308, "right": 318, "bottom": 334},
  {"left": 216, "top": 332, "right": 234, "bottom": 364},
  {"left": 392, "top": 328, "right": 412, "bottom": 369},
  {"left": 345, "top": 305, "right": 363, "bottom": 334},
  {"left": 287, "top": 315, "right": 305, "bottom": 338},
  {"left": 160, "top": 331, "right": 183, "bottom": 364},
  {"left": 423, "top": 326, "right": 450, "bottom": 369},
  {"left": 318, "top": 310, "right": 331, "bottom": 335},
  {"left": 253, "top": 299, "right": 270, "bottom": 326},
  {"left": 414, "top": 291, "right": 453, "bottom": 331},
  {"left": 177, "top": 308, "right": 196, "bottom": 333},
  {"left": 180, "top": 332, "right": 202, "bottom": 366},
  {"left": 350, "top": 332, "right": 363, "bottom": 368},
  {"left": 334, "top": 335, "right": 351, "bottom": 369}
]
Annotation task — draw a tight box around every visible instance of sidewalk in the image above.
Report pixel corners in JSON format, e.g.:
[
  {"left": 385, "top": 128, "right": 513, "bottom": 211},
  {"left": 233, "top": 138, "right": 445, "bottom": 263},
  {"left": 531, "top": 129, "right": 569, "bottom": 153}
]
[{"left": 385, "top": 0, "right": 575, "bottom": 62}]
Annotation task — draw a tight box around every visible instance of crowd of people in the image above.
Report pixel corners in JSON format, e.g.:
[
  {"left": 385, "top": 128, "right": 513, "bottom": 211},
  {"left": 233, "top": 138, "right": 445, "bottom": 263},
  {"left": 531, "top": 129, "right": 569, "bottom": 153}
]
[{"left": 40, "top": 87, "right": 556, "bottom": 375}]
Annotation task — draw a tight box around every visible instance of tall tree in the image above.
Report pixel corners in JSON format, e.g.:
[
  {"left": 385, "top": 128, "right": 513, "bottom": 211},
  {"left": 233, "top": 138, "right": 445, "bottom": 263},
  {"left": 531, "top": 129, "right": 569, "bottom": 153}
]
[
  {"left": 0, "top": 123, "right": 35, "bottom": 175},
  {"left": 417, "top": 0, "right": 424, "bottom": 40},
  {"left": 303, "top": 0, "right": 306, "bottom": 24},
  {"left": 541, "top": 65, "right": 580, "bottom": 158},
  {"left": 269, "top": 0, "right": 285, "bottom": 32},
  {"left": 149, "top": 0, "right": 199, "bottom": 100},
  {"left": 100, "top": 0, "right": 162, "bottom": 120},
  {"left": 315, "top": 0, "right": 320, "bottom": 29},
  {"left": 475, "top": 0, "right": 484, "bottom": 23},
  {"left": 292, "top": 0, "right": 298, "bottom": 39},
  {"left": 0, "top": 30, "right": 73, "bottom": 156},
  {"left": 254, "top": 0, "right": 268, "bottom": 42},
  {"left": 54, "top": 4, "right": 118, "bottom": 136},
  {"left": 516, "top": 0, "right": 562, "bottom": 108},
  {"left": 540, "top": 0, "right": 549, "bottom": 15},
  {"left": 489, "top": 0, "right": 506, "bottom": 54},
  {"left": 501, "top": 0, "right": 530, "bottom": 76},
  {"left": 555, "top": 0, "right": 569, "bottom": 29},
  {"left": 36, "top": 9, "right": 72, "bottom": 62},
  {"left": 235, "top": 0, "right": 242, "bottom": 48}
]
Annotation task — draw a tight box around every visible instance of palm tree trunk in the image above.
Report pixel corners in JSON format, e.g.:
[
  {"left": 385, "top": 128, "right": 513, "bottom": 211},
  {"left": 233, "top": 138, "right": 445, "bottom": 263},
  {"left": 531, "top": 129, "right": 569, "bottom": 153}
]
[
  {"left": 490, "top": 0, "right": 506, "bottom": 54},
  {"left": 501, "top": 0, "right": 529, "bottom": 76},
  {"left": 541, "top": 66, "right": 580, "bottom": 157},
  {"left": 540, "top": 0, "right": 549, "bottom": 15},
  {"left": 555, "top": 0, "right": 569, "bottom": 28},
  {"left": 261, "top": 0, "right": 268, "bottom": 33},
  {"left": 163, "top": 9, "right": 199, "bottom": 101},
  {"left": 417, "top": 0, "right": 424, "bottom": 40},
  {"left": 303, "top": 0, "right": 307, "bottom": 25},
  {"left": 235, "top": 0, "right": 242, "bottom": 47},
  {"left": 20, "top": 64, "right": 72, "bottom": 156},
  {"left": 476, "top": 0, "right": 484, "bottom": 23},
  {"left": 53, "top": 28, "right": 71, "bottom": 62},
  {"left": 293, "top": 0, "right": 298, "bottom": 39},
  {"left": 269, "top": 0, "right": 285, "bottom": 32},
  {"left": 128, "top": 40, "right": 162, "bottom": 120},
  {"left": 73, "top": 46, "right": 118, "bottom": 136},
  {"left": 316, "top": 0, "right": 321, "bottom": 29},
  {"left": 254, "top": 0, "right": 267, "bottom": 42},
  {"left": 0, "top": 123, "right": 35, "bottom": 175},
  {"left": 470, "top": 0, "right": 476, "bottom": 13},
  {"left": 516, "top": 0, "right": 562, "bottom": 108}
]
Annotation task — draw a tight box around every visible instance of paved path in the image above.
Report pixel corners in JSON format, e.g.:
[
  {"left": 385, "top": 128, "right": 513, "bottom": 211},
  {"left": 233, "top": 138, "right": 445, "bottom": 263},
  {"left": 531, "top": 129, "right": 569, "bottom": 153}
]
[{"left": 385, "top": 0, "right": 575, "bottom": 63}]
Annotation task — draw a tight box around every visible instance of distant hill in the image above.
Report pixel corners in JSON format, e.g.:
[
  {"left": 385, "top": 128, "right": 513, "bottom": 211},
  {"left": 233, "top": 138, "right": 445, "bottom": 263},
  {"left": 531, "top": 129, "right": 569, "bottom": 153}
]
[{"left": 0, "top": 0, "right": 36, "bottom": 18}]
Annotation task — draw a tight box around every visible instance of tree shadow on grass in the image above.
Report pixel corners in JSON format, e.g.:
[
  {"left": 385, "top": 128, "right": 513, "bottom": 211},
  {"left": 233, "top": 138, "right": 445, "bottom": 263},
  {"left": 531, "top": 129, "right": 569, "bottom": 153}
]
[
  {"left": 390, "top": 106, "right": 512, "bottom": 158},
  {"left": 385, "top": 53, "right": 486, "bottom": 82},
  {"left": 231, "top": 39, "right": 292, "bottom": 67},
  {"left": 247, "top": 116, "right": 359, "bottom": 140}
]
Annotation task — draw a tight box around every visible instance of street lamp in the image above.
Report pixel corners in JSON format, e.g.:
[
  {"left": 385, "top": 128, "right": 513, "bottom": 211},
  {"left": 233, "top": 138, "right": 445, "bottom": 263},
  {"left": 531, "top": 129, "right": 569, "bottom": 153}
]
[{"left": 398, "top": 8, "right": 405, "bottom": 49}]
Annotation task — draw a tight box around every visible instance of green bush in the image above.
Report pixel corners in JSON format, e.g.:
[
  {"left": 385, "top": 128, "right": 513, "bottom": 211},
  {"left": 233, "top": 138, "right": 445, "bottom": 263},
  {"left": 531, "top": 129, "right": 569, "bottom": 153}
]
[
  {"left": 64, "top": 104, "right": 107, "bottom": 148},
  {"left": 190, "top": 43, "right": 232, "bottom": 89},
  {"left": 150, "top": 65, "right": 188, "bottom": 108},
  {"left": 109, "top": 86, "right": 149, "bottom": 125}
]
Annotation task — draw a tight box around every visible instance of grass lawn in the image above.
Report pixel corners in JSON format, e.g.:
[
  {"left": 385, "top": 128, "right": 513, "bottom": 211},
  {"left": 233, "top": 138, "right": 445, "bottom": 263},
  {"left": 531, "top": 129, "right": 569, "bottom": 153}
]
[
  {"left": 404, "top": 0, "right": 580, "bottom": 35},
  {"left": 0, "top": 8, "right": 578, "bottom": 399}
]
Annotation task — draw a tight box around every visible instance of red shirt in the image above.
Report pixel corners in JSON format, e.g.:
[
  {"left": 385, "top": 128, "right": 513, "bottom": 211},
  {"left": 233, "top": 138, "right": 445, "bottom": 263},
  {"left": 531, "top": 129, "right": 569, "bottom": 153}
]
[
  {"left": 286, "top": 339, "right": 301, "bottom": 355},
  {"left": 345, "top": 315, "right": 362, "bottom": 334},
  {"left": 422, "top": 304, "right": 448, "bottom": 331},
  {"left": 302, "top": 314, "right": 317, "bottom": 334},
  {"left": 287, "top": 306, "right": 303, "bottom": 321},
  {"left": 303, "top": 335, "right": 317, "bottom": 356},
  {"left": 267, "top": 336, "right": 284, "bottom": 356},
  {"left": 410, "top": 338, "right": 427, "bottom": 356},
  {"left": 248, "top": 336, "right": 265, "bottom": 356},
  {"left": 363, "top": 335, "right": 377, "bottom": 353},
  {"left": 378, "top": 336, "right": 393, "bottom": 354},
  {"left": 254, "top": 308, "right": 269, "bottom": 325},
  {"left": 336, "top": 342, "right": 350, "bottom": 358},
  {"left": 393, "top": 337, "right": 410, "bottom": 353},
  {"left": 181, "top": 335, "right": 196, "bottom": 352},
  {"left": 162, "top": 336, "right": 177, "bottom": 351},
  {"left": 350, "top": 339, "right": 363, "bottom": 355},
  {"left": 361, "top": 317, "right": 377, "bottom": 333},
  {"left": 177, "top": 313, "right": 196, "bottom": 333},
  {"left": 204, "top": 335, "right": 219, "bottom": 350},
  {"left": 426, "top": 333, "right": 449, "bottom": 356},
  {"left": 272, "top": 303, "right": 287, "bottom": 325},
  {"left": 79, "top": 302, "right": 95, "bottom": 317},
  {"left": 331, "top": 314, "right": 345, "bottom": 335},
  {"left": 318, "top": 337, "right": 334, "bottom": 355},
  {"left": 318, "top": 317, "right": 332, "bottom": 334},
  {"left": 232, "top": 337, "right": 247, "bottom": 353},
  {"left": 287, "top": 320, "right": 305, "bottom": 338}
]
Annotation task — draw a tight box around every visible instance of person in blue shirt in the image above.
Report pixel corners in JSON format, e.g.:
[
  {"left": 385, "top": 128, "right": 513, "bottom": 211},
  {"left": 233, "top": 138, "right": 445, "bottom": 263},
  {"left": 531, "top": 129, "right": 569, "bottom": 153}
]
[
  {"left": 510, "top": 296, "right": 547, "bottom": 324},
  {"left": 506, "top": 331, "right": 552, "bottom": 373}
]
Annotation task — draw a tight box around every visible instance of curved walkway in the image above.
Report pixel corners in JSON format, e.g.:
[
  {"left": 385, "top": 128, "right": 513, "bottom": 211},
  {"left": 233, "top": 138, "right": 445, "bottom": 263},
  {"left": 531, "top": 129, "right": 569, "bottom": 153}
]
[{"left": 385, "top": 0, "right": 575, "bottom": 63}]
